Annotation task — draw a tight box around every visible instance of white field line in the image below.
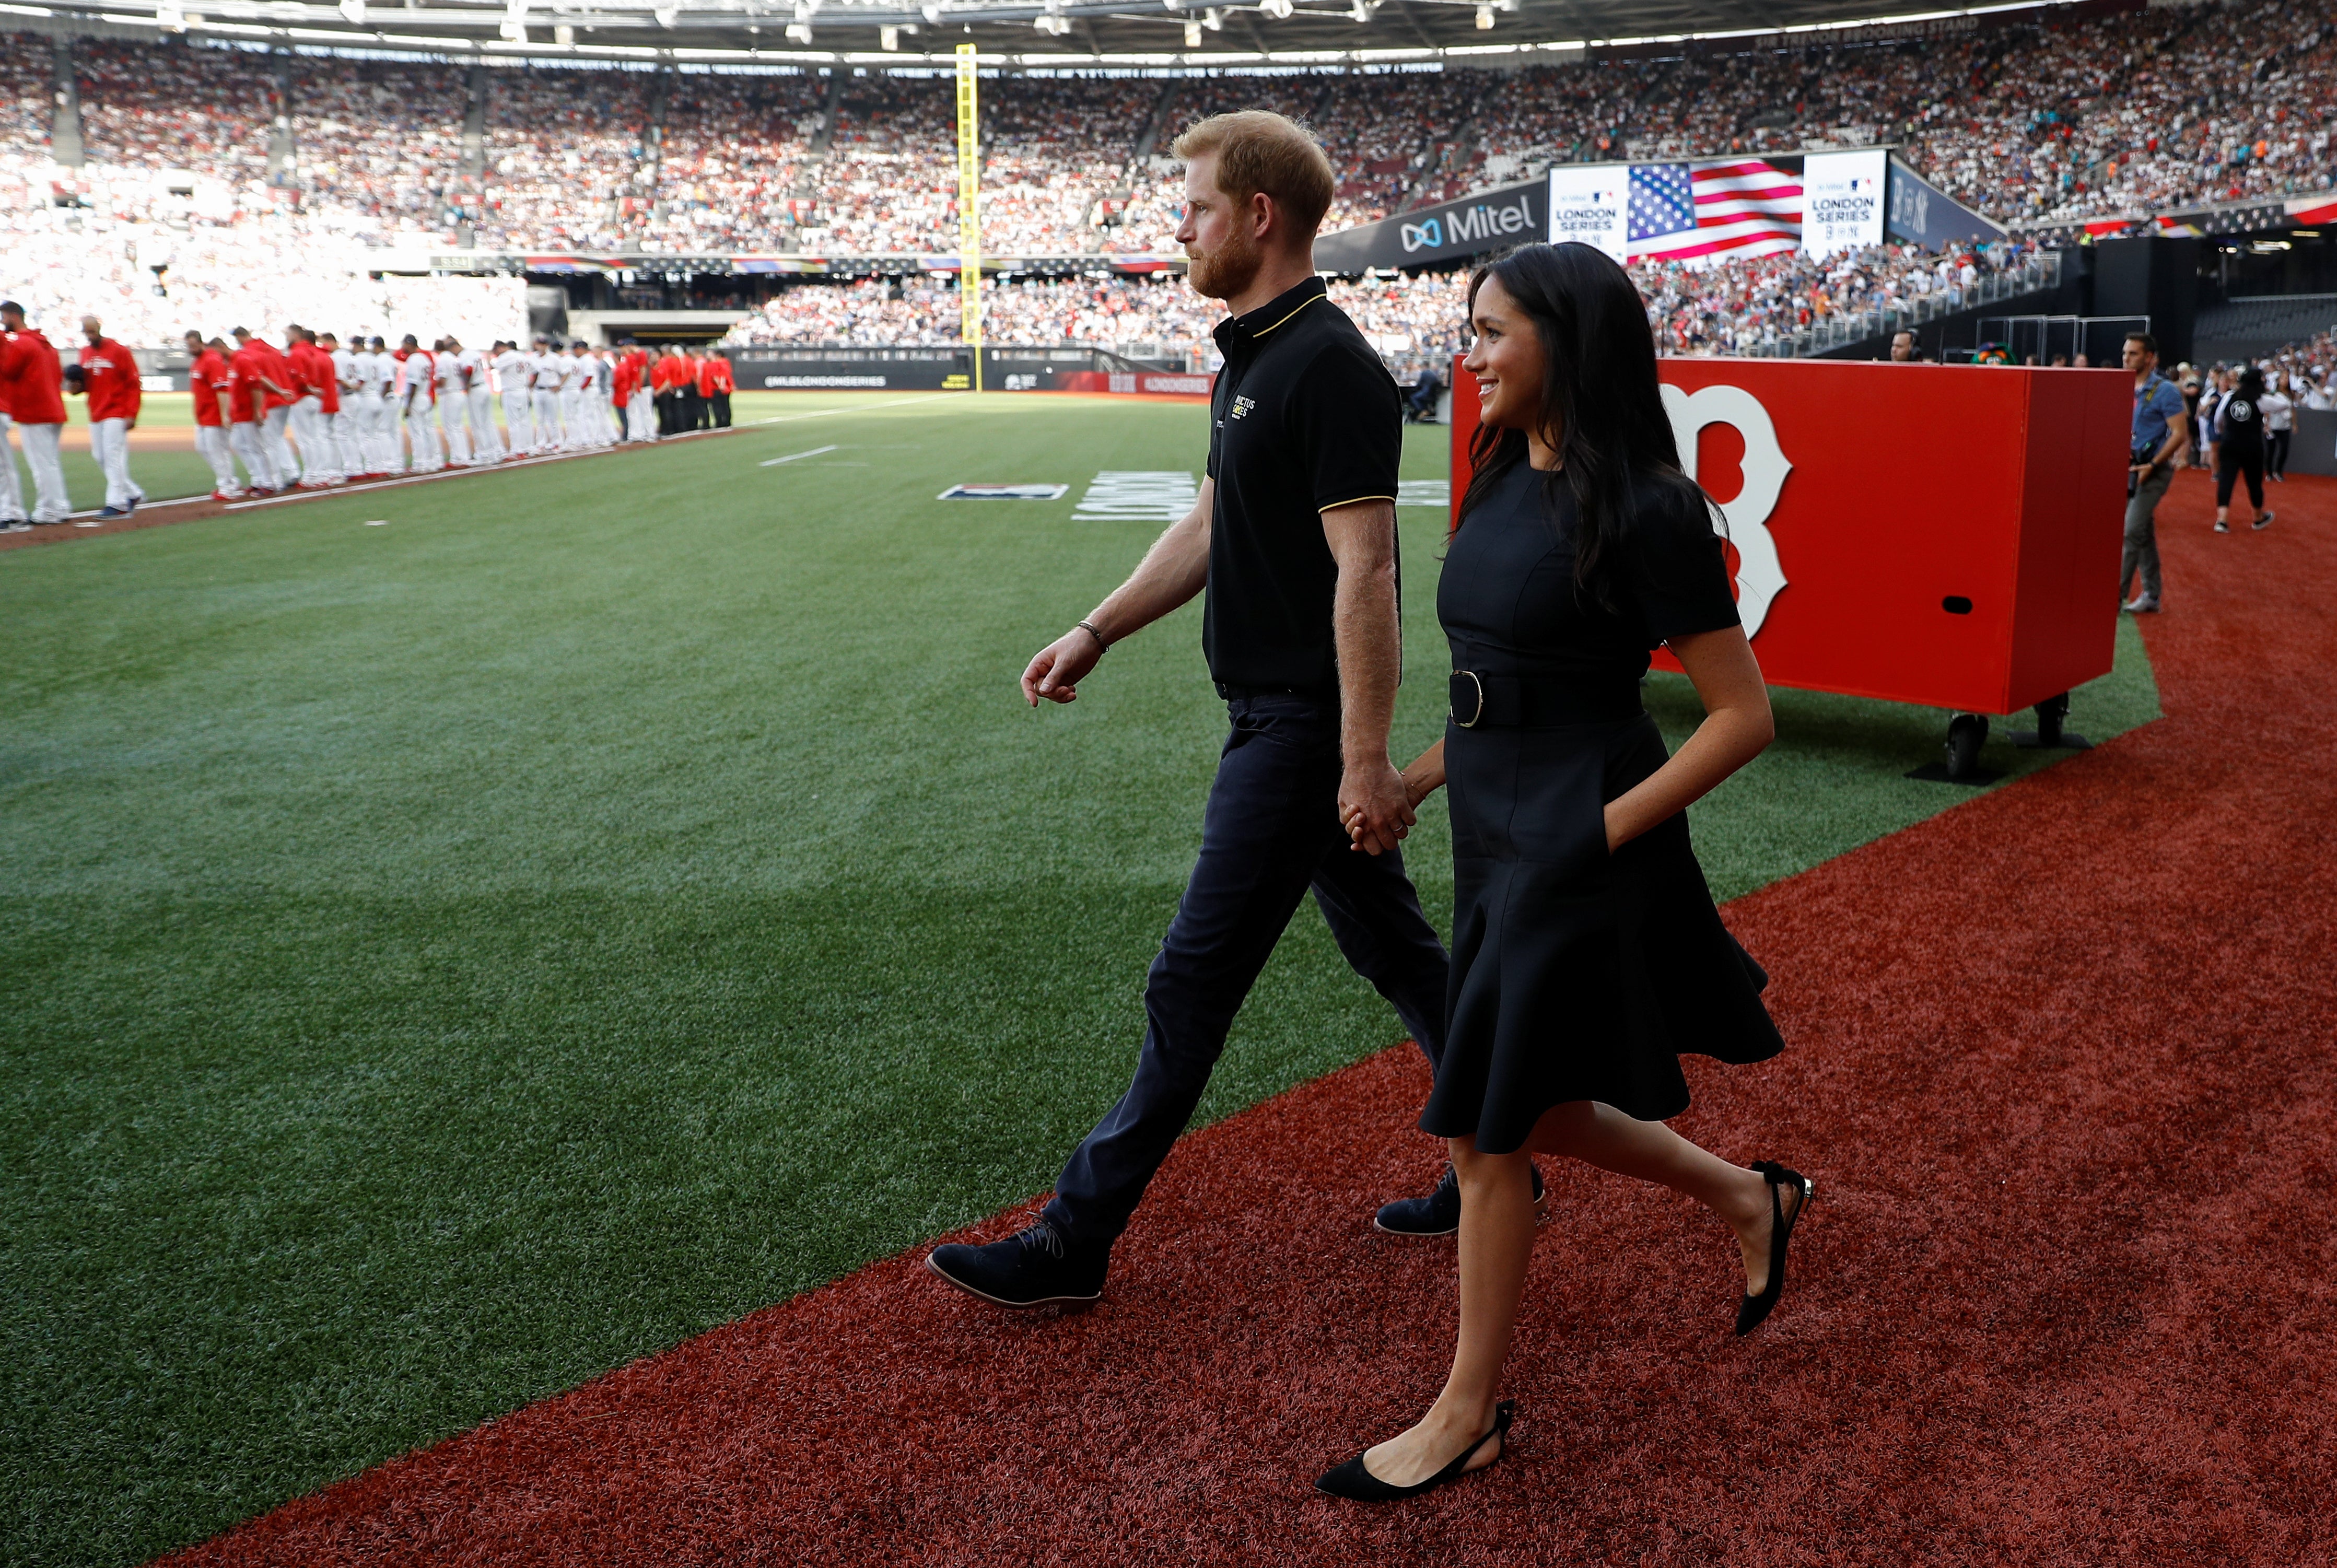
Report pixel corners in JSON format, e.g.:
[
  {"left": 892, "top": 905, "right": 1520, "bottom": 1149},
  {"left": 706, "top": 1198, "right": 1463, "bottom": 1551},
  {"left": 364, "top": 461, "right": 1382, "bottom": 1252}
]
[
  {"left": 760, "top": 445, "right": 840, "bottom": 467},
  {"left": 751, "top": 394, "right": 956, "bottom": 425}
]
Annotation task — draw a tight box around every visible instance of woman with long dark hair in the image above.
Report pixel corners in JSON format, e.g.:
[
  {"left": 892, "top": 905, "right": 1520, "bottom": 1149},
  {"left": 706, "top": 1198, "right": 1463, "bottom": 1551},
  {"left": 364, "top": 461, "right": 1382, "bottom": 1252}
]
[{"left": 1315, "top": 242, "right": 1813, "bottom": 1501}]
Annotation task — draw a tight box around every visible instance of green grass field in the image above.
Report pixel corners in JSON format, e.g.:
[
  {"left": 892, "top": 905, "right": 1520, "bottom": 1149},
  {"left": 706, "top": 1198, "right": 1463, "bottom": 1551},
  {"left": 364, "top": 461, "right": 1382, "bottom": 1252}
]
[{"left": 0, "top": 391, "right": 2159, "bottom": 1565}]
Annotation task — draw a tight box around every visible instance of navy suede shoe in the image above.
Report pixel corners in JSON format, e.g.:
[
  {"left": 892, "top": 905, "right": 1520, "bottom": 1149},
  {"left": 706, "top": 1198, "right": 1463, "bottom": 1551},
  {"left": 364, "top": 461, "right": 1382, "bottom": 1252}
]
[
  {"left": 927, "top": 1216, "right": 1108, "bottom": 1307},
  {"left": 1373, "top": 1161, "right": 1546, "bottom": 1236}
]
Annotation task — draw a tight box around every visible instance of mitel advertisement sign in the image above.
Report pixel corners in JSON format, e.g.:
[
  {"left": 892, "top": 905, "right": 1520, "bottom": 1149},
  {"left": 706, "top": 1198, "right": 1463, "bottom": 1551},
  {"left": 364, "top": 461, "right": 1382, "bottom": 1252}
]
[
  {"left": 1802, "top": 149, "right": 1888, "bottom": 256},
  {"left": 1544, "top": 165, "right": 1629, "bottom": 261},
  {"left": 1312, "top": 178, "right": 1545, "bottom": 272}
]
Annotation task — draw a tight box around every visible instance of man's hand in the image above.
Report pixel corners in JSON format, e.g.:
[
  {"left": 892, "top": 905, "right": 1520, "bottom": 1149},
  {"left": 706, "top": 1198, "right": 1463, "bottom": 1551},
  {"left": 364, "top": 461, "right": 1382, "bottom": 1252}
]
[
  {"left": 1340, "top": 756, "right": 1416, "bottom": 856},
  {"left": 1021, "top": 627, "right": 1103, "bottom": 706}
]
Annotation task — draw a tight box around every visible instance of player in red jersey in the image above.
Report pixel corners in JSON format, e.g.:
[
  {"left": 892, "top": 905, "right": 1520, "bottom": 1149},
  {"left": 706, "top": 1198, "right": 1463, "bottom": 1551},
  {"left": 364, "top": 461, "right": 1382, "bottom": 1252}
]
[
  {"left": 284, "top": 325, "right": 331, "bottom": 488},
  {"left": 701, "top": 349, "right": 734, "bottom": 429},
  {"left": 76, "top": 315, "right": 146, "bottom": 517},
  {"left": 0, "top": 300, "right": 71, "bottom": 526},
  {"left": 227, "top": 326, "right": 294, "bottom": 494},
  {"left": 183, "top": 330, "right": 242, "bottom": 500}
]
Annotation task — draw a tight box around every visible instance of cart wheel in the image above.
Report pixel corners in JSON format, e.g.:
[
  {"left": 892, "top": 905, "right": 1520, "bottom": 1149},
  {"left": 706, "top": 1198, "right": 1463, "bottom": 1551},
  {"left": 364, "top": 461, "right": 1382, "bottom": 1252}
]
[
  {"left": 2032, "top": 692, "right": 2069, "bottom": 747},
  {"left": 1945, "top": 712, "right": 1990, "bottom": 781}
]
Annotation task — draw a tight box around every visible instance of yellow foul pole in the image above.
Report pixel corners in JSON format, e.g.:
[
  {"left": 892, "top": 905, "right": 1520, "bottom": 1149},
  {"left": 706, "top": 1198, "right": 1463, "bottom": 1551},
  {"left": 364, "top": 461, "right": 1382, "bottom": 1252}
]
[{"left": 954, "top": 43, "right": 983, "bottom": 393}]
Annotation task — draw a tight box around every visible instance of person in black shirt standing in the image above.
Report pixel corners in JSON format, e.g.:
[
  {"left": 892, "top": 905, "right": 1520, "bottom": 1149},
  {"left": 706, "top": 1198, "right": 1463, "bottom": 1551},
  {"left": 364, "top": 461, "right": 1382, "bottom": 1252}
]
[
  {"left": 927, "top": 110, "right": 1470, "bottom": 1309},
  {"left": 1315, "top": 244, "right": 1807, "bottom": 1500},
  {"left": 2211, "top": 365, "right": 2274, "bottom": 534}
]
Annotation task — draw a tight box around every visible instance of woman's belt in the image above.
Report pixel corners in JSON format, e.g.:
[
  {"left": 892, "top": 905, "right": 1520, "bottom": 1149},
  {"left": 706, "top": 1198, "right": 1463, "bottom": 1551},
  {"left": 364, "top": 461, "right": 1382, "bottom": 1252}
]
[{"left": 1450, "top": 670, "right": 1644, "bottom": 729}]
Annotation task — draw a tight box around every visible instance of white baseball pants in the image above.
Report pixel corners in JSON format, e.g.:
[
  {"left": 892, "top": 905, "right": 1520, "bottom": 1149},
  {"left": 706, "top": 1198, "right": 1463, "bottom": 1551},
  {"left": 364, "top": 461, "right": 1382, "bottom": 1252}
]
[
  {"left": 628, "top": 391, "right": 655, "bottom": 442},
  {"left": 18, "top": 420, "right": 69, "bottom": 522},
  {"left": 404, "top": 401, "right": 442, "bottom": 472},
  {"left": 439, "top": 400, "right": 472, "bottom": 466},
  {"left": 195, "top": 424, "right": 240, "bottom": 495},
  {"left": 262, "top": 406, "right": 298, "bottom": 487},
  {"left": 0, "top": 413, "right": 26, "bottom": 521},
  {"left": 330, "top": 409, "right": 363, "bottom": 478},
  {"left": 89, "top": 416, "right": 145, "bottom": 509},
  {"left": 229, "top": 421, "right": 279, "bottom": 492},
  {"left": 290, "top": 395, "right": 337, "bottom": 484},
  {"left": 531, "top": 390, "right": 560, "bottom": 452},
  {"left": 469, "top": 390, "right": 499, "bottom": 462},
  {"left": 502, "top": 392, "right": 533, "bottom": 456}
]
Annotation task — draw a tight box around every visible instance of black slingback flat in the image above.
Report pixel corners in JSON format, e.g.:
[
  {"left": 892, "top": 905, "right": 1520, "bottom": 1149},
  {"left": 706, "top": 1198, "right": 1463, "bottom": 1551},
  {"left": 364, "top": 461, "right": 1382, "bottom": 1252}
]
[{"left": 1314, "top": 1401, "right": 1515, "bottom": 1501}]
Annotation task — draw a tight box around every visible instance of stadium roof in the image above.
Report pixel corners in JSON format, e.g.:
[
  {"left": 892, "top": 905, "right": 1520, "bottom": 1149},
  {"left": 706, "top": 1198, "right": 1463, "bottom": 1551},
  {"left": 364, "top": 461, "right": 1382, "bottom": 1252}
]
[{"left": 9, "top": 0, "right": 2096, "bottom": 69}]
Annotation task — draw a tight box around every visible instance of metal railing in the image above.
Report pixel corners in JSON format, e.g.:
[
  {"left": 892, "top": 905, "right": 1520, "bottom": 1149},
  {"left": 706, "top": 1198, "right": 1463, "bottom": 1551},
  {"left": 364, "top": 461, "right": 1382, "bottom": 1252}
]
[{"left": 1736, "top": 252, "right": 2064, "bottom": 359}]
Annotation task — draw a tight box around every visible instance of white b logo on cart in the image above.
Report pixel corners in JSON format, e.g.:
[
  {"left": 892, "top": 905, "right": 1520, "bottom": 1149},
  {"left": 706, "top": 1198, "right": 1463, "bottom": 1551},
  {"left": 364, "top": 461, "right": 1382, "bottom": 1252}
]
[{"left": 1660, "top": 383, "right": 1791, "bottom": 638}]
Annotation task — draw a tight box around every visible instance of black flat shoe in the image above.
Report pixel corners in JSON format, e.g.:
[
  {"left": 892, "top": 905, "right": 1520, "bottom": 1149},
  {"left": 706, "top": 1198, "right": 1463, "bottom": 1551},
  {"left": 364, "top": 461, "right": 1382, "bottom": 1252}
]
[
  {"left": 1736, "top": 1161, "right": 1814, "bottom": 1336},
  {"left": 1314, "top": 1401, "right": 1514, "bottom": 1500}
]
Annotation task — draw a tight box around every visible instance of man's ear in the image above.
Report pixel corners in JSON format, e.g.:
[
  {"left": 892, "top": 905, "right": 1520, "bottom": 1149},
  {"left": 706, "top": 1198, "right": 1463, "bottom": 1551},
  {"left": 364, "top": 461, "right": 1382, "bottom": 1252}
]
[{"left": 1249, "top": 189, "right": 1277, "bottom": 241}]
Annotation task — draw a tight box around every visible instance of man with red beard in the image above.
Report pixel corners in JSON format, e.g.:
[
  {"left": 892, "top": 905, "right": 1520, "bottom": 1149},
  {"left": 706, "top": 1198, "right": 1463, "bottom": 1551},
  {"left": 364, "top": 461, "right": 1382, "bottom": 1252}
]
[{"left": 928, "top": 111, "right": 1469, "bottom": 1310}]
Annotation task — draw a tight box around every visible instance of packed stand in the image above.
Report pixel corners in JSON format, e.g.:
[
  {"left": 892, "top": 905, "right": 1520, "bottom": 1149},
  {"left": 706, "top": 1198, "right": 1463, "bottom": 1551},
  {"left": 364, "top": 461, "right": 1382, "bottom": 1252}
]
[
  {"left": 979, "top": 76, "right": 1161, "bottom": 256},
  {"left": 293, "top": 55, "right": 472, "bottom": 233},
  {"left": 643, "top": 70, "right": 826, "bottom": 252},
  {"left": 809, "top": 74, "right": 957, "bottom": 254},
  {"left": 476, "top": 63, "right": 655, "bottom": 251},
  {"left": 73, "top": 36, "right": 273, "bottom": 190}
]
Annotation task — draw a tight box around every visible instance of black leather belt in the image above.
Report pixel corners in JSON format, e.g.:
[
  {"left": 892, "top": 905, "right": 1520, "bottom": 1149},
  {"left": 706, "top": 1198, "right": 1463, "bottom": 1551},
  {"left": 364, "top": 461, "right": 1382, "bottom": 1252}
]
[{"left": 1450, "top": 670, "right": 1642, "bottom": 729}]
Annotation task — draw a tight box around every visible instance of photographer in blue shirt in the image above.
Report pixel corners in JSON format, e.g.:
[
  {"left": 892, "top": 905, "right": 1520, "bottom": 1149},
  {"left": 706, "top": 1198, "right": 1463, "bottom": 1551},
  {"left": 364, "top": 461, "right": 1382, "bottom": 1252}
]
[{"left": 2122, "top": 332, "right": 2189, "bottom": 615}]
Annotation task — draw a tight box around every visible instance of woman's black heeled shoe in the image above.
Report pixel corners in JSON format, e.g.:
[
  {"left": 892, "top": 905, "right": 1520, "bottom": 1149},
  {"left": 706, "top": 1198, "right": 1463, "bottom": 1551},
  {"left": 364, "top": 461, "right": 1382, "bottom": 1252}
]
[
  {"left": 1735, "top": 1161, "right": 1814, "bottom": 1337},
  {"left": 1314, "top": 1400, "right": 1515, "bottom": 1501}
]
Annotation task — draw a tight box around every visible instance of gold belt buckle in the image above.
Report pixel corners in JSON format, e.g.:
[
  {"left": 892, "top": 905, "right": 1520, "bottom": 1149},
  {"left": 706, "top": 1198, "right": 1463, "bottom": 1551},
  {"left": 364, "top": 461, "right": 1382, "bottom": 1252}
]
[{"left": 1453, "top": 670, "right": 1486, "bottom": 730}]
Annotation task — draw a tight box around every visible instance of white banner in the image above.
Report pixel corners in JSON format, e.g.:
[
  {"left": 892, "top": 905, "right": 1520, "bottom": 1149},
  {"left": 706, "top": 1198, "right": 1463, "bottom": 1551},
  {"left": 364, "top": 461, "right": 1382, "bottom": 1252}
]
[
  {"left": 1545, "top": 165, "right": 1629, "bottom": 262},
  {"left": 1801, "top": 149, "right": 1887, "bottom": 258}
]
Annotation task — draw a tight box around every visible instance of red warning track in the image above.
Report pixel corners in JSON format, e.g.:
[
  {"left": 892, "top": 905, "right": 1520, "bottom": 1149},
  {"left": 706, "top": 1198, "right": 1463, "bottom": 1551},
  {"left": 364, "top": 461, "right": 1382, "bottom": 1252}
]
[{"left": 161, "top": 472, "right": 2336, "bottom": 1566}]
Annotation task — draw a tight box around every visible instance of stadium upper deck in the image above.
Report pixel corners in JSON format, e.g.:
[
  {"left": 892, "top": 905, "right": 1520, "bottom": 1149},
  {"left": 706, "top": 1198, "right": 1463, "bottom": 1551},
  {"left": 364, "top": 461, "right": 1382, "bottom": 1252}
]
[{"left": 1, "top": 0, "right": 2331, "bottom": 259}]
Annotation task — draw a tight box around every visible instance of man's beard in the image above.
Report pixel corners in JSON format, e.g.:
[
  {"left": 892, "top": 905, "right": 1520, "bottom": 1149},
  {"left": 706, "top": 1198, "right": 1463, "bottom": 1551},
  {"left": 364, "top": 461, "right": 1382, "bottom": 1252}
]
[{"left": 1187, "top": 222, "right": 1264, "bottom": 302}]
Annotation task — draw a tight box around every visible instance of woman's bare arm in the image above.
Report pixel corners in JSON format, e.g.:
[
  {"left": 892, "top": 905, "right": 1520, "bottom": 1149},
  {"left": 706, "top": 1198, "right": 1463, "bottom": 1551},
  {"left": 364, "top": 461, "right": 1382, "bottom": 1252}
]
[{"left": 1603, "top": 626, "right": 1772, "bottom": 851}]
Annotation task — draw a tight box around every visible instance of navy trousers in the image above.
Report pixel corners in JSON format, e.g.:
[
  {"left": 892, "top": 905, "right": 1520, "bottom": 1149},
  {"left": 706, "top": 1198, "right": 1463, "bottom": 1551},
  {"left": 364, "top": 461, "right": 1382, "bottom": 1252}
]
[{"left": 1045, "top": 692, "right": 1451, "bottom": 1246}]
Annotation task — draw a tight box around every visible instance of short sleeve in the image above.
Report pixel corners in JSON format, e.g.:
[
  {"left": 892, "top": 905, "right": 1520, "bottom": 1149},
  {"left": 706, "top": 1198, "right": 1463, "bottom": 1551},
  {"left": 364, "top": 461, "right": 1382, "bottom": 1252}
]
[
  {"left": 1622, "top": 478, "right": 1742, "bottom": 645},
  {"left": 1289, "top": 342, "right": 1401, "bottom": 513}
]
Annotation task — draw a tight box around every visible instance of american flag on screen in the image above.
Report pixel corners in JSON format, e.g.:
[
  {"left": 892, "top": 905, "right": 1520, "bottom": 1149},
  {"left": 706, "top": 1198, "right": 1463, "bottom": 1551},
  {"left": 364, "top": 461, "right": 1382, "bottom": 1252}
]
[{"left": 1627, "top": 160, "right": 1804, "bottom": 266}]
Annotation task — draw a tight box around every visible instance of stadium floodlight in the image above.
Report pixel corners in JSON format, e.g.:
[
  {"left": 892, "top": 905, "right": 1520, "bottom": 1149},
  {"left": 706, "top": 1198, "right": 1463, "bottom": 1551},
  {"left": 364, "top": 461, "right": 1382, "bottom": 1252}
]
[
  {"left": 157, "top": 0, "right": 187, "bottom": 28},
  {"left": 1349, "top": 0, "right": 1370, "bottom": 19},
  {"left": 1474, "top": 2, "right": 1493, "bottom": 24},
  {"left": 498, "top": 0, "right": 528, "bottom": 42},
  {"left": 1202, "top": 6, "right": 1221, "bottom": 27},
  {"left": 1260, "top": 0, "right": 1291, "bottom": 16},
  {"left": 786, "top": 18, "right": 811, "bottom": 38},
  {"left": 553, "top": 20, "right": 573, "bottom": 42},
  {"left": 657, "top": 3, "right": 681, "bottom": 26},
  {"left": 334, "top": 0, "right": 360, "bottom": 22},
  {"left": 1184, "top": 17, "right": 1199, "bottom": 43},
  {"left": 880, "top": 21, "right": 897, "bottom": 45},
  {"left": 919, "top": 1, "right": 940, "bottom": 19}
]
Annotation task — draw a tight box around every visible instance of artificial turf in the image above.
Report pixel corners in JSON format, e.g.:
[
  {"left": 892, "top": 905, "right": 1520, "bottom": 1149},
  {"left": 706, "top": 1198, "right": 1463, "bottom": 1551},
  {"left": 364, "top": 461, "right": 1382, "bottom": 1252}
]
[{"left": 0, "top": 391, "right": 2157, "bottom": 1565}]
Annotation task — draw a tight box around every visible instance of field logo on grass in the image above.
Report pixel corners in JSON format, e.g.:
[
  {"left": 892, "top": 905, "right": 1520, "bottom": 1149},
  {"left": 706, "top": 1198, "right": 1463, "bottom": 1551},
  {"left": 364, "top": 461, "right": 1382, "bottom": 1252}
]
[
  {"left": 1660, "top": 383, "right": 1791, "bottom": 638},
  {"left": 939, "top": 483, "right": 1071, "bottom": 500},
  {"left": 1073, "top": 471, "right": 1199, "bottom": 523}
]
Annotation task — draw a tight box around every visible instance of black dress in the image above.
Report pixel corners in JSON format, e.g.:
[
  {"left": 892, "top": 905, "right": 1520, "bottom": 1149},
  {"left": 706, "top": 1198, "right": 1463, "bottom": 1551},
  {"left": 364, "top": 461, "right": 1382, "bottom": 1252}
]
[{"left": 1418, "top": 460, "right": 1784, "bottom": 1153}]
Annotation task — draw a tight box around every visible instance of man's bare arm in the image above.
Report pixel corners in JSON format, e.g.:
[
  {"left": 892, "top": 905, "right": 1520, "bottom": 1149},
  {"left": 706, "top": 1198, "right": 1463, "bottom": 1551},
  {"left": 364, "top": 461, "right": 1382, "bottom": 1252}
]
[
  {"left": 1323, "top": 497, "right": 1412, "bottom": 856},
  {"left": 1022, "top": 477, "right": 1216, "bottom": 706}
]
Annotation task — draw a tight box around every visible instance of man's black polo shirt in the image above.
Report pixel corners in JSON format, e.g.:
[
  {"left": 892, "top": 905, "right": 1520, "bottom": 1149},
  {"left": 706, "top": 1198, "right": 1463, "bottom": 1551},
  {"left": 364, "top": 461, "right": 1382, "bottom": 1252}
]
[{"left": 1204, "top": 275, "right": 1403, "bottom": 696}]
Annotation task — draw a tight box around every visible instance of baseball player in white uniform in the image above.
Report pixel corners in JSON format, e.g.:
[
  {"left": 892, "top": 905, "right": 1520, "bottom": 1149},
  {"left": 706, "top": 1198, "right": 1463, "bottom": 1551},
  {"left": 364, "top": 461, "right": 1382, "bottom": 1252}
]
[
  {"left": 461, "top": 341, "right": 498, "bottom": 463},
  {"left": 357, "top": 336, "right": 396, "bottom": 474},
  {"left": 396, "top": 336, "right": 441, "bottom": 473},
  {"left": 434, "top": 338, "right": 472, "bottom": 467},
  {"left": 324, "top": 333, "right": 366, "bottom": 479},
  {"left": 529, "top": 337, "right": 563, "bottom": 453},
  {"left": 552, "top": 342, "right": 584, "bottom": 452},
  {"left": 494, "top": 340, "right": 534, "bottom": 457}
]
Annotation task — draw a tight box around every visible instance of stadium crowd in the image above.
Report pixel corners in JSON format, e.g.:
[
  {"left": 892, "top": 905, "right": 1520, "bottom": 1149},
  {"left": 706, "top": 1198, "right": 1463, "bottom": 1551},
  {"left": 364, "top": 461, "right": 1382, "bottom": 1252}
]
[
  {"left": 2, "top": 0, "right": 2334, "bottom": 364},
  {"left": 713, "top": 237, "right": 2058, "bottom": 364}
]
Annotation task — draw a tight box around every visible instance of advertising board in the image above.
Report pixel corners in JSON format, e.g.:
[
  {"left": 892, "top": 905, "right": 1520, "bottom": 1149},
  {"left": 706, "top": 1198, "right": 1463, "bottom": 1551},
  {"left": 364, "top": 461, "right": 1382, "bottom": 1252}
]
[{"left": 1802, "top": 149, "right": 1888, "bottom": 257}]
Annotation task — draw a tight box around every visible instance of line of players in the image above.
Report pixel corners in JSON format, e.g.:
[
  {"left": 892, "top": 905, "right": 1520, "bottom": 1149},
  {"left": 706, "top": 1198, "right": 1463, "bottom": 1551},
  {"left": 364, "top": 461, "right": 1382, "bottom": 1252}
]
[{"left": 180, "top": 330, "right": 738, "bottom": 501}]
